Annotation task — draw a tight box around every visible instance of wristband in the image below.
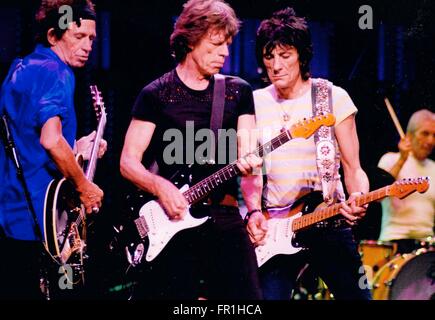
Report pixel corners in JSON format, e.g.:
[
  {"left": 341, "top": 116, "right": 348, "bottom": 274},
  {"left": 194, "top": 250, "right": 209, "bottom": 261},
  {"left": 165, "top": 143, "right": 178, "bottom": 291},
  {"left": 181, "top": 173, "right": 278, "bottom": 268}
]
[
  {"left": 246, "top": 208, "right": 262, "bottom": 217},
  {"left": 244, "top": 209, "right": 262, "bottom": 224}
]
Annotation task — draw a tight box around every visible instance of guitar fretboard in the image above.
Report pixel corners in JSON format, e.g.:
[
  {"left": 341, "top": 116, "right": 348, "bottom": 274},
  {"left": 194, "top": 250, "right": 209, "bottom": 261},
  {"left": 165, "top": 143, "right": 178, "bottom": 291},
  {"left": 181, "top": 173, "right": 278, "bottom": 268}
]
[
  {"left": 85, "top": 115, "right": 106, "bottom": 182},
  {"left": 86, "top": 85, "right": 106, "bottom": 182},
  {"left": 292, "top": 186, "right": 390, "bottom": 232},
  {"left": 183, "top": 129, "right": 292, "bottom": 204}
]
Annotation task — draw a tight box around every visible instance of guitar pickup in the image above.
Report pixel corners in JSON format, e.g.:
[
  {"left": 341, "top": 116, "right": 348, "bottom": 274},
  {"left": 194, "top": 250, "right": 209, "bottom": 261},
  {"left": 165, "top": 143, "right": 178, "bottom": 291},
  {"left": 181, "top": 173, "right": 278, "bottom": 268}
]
[{"left": 134, "top": 216, "right": 149, "bottom": 238}]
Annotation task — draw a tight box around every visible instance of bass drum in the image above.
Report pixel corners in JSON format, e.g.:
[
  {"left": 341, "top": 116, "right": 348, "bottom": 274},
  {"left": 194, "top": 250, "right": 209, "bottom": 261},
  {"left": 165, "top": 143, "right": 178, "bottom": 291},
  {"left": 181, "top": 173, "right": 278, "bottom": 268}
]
[
  {"left": 372, "top": 249, "right": 435, "bottom": 300},
  {"left": 358, "top": 240, "right": 397, "bottom": 280}
]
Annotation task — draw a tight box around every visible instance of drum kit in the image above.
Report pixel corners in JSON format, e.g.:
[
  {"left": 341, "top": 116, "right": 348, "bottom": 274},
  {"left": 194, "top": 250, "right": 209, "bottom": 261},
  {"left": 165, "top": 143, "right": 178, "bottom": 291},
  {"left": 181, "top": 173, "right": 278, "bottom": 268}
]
[
  {"left": 358, "top": 238, "right": 435, "bottom": 300},
  {"left": 294, "top": 100, "right": 435, "bottom": 300}
]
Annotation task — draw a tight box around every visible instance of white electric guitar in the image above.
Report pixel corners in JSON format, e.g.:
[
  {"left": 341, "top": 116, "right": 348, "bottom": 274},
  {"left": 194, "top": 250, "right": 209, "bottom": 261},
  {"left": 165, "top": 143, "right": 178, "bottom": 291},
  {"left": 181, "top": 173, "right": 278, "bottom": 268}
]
[
  {"left": 256, "top": 177, "right": 430, "bottom": 267},
  {"left": 119, "top": 114, "right": 336, "bottom": 265}
]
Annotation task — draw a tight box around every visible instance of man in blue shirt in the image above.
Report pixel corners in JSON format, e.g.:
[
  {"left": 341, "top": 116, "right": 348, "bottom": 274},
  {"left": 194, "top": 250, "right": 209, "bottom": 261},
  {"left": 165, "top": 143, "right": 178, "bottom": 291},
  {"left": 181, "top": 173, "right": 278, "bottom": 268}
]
[{"left": 0, "top": 0, "right": 105, "bottom": 299}]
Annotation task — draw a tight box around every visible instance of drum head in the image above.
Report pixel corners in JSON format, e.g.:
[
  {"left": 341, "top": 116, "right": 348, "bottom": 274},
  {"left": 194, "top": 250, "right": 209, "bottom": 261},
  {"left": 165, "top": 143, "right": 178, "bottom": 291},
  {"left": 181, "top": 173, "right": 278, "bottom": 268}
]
[{"left": 390, "top": 250, "right": 435, "bottom": 300}]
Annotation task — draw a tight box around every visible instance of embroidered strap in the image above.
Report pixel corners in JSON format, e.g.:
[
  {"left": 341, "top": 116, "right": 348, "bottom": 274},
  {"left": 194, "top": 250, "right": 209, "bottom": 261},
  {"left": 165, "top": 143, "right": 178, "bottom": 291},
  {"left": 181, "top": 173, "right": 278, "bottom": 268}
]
[{"left": 311, "top": 78, "right": 344, "bottom": 205}]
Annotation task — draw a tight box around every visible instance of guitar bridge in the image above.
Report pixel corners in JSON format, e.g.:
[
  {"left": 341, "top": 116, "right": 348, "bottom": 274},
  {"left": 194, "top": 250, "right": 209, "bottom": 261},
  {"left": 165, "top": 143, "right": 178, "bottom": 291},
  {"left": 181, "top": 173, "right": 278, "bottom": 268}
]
[{"left": 134, "top": 216, "right": 149, "bottom": 238}]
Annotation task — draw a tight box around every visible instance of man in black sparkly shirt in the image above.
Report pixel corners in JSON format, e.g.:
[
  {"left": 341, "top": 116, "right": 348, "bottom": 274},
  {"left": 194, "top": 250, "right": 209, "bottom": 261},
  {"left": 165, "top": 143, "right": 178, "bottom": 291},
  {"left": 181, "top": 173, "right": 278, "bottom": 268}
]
[{"left": 120, "top": 0, "right": 263, "bottom": 299}]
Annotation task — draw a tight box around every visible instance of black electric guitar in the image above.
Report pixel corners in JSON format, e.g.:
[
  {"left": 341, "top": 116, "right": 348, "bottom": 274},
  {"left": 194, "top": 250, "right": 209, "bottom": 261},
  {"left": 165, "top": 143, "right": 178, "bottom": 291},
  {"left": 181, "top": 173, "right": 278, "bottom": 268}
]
[
  {"left": 117, "top": 113, "right": 336, "bottom": 267},
  {"left": 43, "top": 85, "right": 106, "bottom": 275},
  {"left": 255, "top": 177, "right": 430, "bottom": 267}
]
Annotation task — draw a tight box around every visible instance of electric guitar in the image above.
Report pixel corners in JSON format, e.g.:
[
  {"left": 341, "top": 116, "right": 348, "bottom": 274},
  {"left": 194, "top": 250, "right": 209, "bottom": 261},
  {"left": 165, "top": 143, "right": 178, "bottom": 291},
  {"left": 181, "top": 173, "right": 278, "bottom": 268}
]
[
  {"left": 118, "top": 113, "right": 336, "bottom": 267},
  {"left": 43, "top": 85, "right": 106, "bottom": 274},
  {"left": 255, "top": 177, "right": 430, "bottom": 267}
]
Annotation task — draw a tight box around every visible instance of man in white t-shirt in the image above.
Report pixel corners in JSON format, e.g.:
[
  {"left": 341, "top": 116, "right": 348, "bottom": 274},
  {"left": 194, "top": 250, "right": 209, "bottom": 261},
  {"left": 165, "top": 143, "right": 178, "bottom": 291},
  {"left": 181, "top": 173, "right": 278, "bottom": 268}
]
[
  {"left": 378, "top": 109, "right": 435, "bottom": 253},
  {"left": 247, "top": 7, "right": 371, "bottom": 300}
]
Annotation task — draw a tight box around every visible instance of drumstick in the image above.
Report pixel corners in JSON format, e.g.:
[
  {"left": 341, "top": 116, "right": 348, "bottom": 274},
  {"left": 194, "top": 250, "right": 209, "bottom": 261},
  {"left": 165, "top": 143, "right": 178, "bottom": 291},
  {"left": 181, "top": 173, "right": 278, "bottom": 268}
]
[{"left": 384, "top": 98, "right": 405, "bottom": 139}]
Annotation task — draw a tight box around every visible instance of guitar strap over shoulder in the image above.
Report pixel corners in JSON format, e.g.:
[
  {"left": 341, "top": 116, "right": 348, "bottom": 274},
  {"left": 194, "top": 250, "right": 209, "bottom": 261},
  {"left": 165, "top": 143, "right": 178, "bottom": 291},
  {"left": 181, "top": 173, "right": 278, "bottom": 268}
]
[
  {"left": 311, "top": 78, "right": 344, "bottom": 205},
  {"left": 209, "top": 73, "right": 226, "bottom": 163}
]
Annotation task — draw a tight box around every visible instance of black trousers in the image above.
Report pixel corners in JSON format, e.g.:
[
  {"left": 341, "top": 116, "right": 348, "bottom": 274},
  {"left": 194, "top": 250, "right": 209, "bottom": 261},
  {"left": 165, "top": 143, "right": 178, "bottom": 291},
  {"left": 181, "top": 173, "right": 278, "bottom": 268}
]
[
  {"left": 132, "top": 206, "right": 262, "bottom": 300},
  {"left": 0, "top": 238, "right": 45, "bottom": 300}
]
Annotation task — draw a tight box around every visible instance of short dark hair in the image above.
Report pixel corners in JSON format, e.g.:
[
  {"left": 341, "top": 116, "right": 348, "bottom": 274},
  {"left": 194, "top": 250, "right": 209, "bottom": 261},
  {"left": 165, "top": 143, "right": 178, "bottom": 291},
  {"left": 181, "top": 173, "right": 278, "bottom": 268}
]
[
  {"left": 170, "top": 0, "right": 240, "bottom": 63},
  {"left": 256, "top": 7, "right": 313, "bottom": 81},
  {"left": 35, "top": 0, "right": 96, "bottom": 46}
]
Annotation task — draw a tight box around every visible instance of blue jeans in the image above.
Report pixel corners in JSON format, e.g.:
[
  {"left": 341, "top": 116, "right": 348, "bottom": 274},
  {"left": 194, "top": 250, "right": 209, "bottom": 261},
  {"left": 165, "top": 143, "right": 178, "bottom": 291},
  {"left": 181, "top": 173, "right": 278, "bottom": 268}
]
[{"left": 259, "top": 227, "right": 372, "bottom": 300}]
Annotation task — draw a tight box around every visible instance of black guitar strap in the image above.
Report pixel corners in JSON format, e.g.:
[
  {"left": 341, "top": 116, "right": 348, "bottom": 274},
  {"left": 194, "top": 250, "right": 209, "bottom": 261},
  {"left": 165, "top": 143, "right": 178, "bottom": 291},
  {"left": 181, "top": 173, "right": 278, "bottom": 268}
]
[
  {"left": 209, "top": 73, "right": 226, "bottom": 164},
  {"left": 0, "top": 113, "right": 43, "bottom": 241}
]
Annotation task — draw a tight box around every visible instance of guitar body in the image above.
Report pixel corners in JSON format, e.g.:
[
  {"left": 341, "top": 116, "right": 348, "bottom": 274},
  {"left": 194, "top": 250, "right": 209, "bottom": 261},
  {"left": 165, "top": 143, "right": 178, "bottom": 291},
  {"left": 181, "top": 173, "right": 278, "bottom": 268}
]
[
  {"left": 43, "top": 177, "right": 85, "bottom": 267},
  {"left": 256, "top": 191, "right": 325, "bottom": 268},
  {"left": 120, "top": 167, "right": 209, "bottom": 267}
]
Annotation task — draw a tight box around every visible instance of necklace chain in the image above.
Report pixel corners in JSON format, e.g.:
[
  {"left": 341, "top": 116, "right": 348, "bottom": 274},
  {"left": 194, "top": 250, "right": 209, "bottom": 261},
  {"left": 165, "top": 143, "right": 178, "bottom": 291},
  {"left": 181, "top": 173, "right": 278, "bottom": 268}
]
[
  {"left": 279, "top": 103, "right": 291, "bottom": 123},
  {"left": 275, "top": 80, "right": 311, "bottom": 123}
]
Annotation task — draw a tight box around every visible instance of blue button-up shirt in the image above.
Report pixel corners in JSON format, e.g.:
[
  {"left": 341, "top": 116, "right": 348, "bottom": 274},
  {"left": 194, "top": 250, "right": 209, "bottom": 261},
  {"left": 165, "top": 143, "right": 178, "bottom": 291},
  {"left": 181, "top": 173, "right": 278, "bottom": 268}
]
[{"left": 0, "top": 44, "right": 76, "bottom": 240}]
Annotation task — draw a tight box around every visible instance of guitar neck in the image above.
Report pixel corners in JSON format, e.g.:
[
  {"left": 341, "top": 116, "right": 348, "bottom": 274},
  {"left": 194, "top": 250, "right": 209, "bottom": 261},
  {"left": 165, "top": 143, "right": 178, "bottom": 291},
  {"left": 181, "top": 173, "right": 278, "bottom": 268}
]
[
  {"left": 183, "top": 129, "right": 293, "bottom": 205},
  {"left": 85, "top": 116, "right": 106, "bottom": 182},
  {"left": 256, "top": 129, "right": 293, "bottom": 158},
  {"left": 292, "top": 185, "right": 391, "bottom": 232}
]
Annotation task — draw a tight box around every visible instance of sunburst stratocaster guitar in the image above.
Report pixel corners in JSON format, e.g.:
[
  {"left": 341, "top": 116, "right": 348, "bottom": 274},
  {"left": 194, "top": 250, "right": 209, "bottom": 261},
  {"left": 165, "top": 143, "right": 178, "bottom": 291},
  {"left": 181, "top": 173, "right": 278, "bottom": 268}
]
[{"left": 255, "top": 177, "right": 430, "bottom": 267}]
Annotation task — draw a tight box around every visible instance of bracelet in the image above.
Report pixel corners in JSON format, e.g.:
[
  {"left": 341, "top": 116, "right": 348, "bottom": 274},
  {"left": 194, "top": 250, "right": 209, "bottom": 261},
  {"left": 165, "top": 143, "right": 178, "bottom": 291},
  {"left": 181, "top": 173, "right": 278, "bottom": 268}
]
[{"left": 245, "top": 209, "right": 262, "bottom": 219}]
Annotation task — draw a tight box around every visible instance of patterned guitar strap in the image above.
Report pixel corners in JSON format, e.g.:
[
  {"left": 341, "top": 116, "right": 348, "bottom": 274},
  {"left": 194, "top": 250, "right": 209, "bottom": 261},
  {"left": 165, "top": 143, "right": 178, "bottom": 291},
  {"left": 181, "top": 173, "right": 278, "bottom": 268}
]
[{"left": 311, "top": 78, "right": 345, "bottom": 205}]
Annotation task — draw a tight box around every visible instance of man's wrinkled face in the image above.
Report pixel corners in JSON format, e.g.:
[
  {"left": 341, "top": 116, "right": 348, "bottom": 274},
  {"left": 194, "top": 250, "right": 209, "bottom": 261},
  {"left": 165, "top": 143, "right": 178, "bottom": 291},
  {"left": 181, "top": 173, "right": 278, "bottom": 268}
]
[
  {"left": 189, "top": 29, "right": 232, "bottom": 76},
  {"left": 411, "top": 119, "right": 435, "bottom": 160},
  {"left": 52, "top": 19, "right": 96, "bottom": 68},
  {"left": 263, "top": 44, "right": 301, "bottom": 90}
]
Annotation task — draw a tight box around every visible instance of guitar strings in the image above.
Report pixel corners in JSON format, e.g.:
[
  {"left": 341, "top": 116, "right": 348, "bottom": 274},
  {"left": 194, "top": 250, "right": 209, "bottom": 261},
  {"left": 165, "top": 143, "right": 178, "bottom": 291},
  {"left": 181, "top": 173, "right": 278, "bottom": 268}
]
[{"left": 183, "top": 130, "right": 290, "bottom": 203}]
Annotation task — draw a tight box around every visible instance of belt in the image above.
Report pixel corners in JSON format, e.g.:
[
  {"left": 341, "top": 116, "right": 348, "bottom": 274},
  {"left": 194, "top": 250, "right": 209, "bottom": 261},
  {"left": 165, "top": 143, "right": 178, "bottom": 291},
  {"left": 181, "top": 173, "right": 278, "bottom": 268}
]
[{"left": 205, "top": 194, "right": 238, "bottom": 208}]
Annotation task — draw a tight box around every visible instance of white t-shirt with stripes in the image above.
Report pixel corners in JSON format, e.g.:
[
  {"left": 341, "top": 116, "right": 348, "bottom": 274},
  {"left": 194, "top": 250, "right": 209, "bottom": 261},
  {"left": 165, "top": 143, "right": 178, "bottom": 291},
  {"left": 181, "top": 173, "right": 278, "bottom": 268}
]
[{"left": 254, "top": 82, "right": 357, "bottom": 210}]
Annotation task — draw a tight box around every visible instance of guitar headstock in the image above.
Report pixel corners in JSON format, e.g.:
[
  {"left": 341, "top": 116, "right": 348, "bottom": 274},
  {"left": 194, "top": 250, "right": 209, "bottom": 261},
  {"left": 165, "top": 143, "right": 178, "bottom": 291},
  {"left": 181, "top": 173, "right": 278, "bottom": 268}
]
[
  {"left": 389, "top": 177, "right": 430, "bottom": 199},
  {"left": 90, "top": 85, "right": 106, "bottom": 122},
  {"left": 289, "top": 113, "right": 336, "bottom": 139}
]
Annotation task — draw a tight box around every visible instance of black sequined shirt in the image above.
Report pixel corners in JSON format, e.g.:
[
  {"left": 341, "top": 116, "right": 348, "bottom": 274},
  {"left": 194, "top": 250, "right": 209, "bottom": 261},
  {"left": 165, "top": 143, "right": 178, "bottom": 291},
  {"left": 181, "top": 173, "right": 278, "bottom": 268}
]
[{"left": 132, "top": 69, "right": 255, "bottom": 203}]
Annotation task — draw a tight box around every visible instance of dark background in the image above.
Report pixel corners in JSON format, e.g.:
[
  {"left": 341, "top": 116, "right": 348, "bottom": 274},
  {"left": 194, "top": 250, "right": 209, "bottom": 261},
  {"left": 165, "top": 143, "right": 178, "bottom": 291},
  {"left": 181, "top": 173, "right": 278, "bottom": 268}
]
[{"left": 1, "top": 0, "right": 434, "bottom": 297}]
